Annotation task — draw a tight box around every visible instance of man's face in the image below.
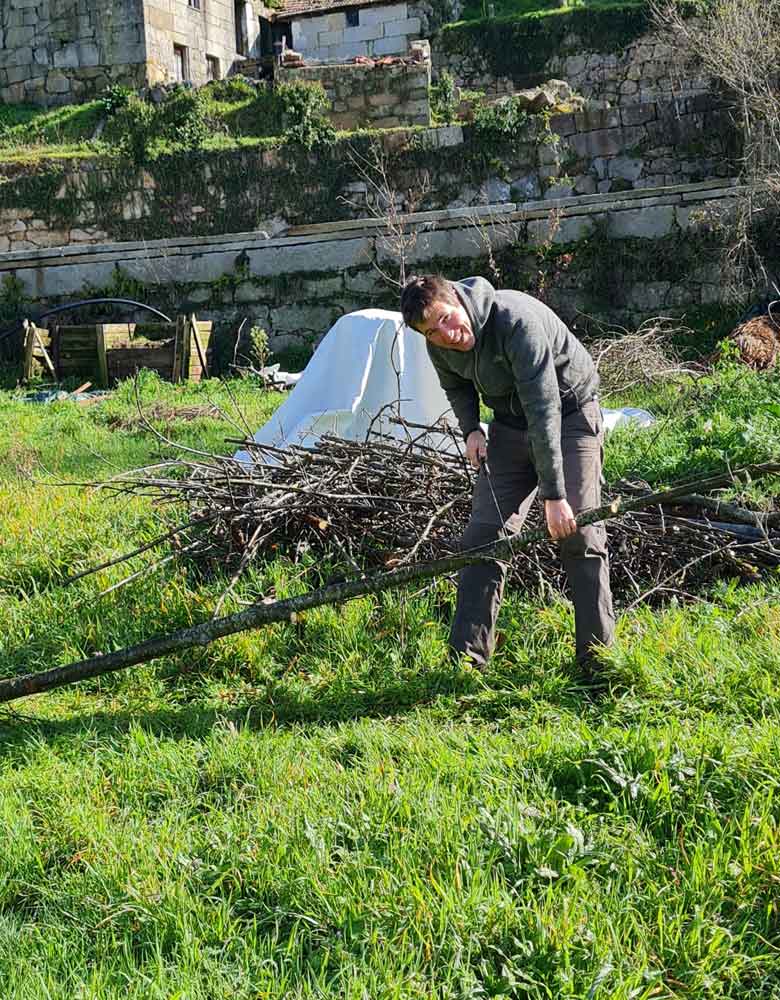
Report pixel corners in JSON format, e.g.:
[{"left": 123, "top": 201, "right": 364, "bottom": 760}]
[{"left": 414, "top": 297, "right": 475, "bottom": 351}]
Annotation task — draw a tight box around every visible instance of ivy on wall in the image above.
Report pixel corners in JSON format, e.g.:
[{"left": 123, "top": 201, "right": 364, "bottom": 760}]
[
  {"left": 0, "top": 122, "right": 546, "bottom": 243},
  {"left": 439, "top": 4, "right": 652, "bottom": 84}
]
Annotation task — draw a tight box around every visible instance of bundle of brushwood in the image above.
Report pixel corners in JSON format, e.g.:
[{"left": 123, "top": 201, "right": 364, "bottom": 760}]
[{"left": 90, "top": 424, "right": 780, "bottom": 610}]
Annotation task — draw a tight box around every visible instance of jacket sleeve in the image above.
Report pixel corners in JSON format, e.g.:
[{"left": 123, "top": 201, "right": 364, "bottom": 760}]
[
  {"left": 505, "top": 320, "right": 567, "bottom": 500},
  {"left": 427, "top": 345, "right": 480, "bottom": 438}
]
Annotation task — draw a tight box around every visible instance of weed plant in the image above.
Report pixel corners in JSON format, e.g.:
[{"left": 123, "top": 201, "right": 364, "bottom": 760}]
[{"left": 0, "top": 363, "right": 779, "bottom": 998}]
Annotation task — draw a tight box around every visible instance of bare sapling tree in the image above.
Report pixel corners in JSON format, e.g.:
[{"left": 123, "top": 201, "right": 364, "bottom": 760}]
[
  {"left": 652, "top": 0, "right": 780, "bottom": 297},
  {"left": 340, "top": 139, "right": 431, "bottom": 288}
]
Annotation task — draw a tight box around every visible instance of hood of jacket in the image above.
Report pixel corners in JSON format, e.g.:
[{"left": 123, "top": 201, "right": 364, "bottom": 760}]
[{"left": 452, "top": 276, "right": 496, "bottom": 342}]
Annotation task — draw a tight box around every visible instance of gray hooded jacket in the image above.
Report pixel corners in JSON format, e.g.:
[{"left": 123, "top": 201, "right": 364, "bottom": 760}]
[{"left": 426, "top": 277, "right": 599, "bottom": 500}]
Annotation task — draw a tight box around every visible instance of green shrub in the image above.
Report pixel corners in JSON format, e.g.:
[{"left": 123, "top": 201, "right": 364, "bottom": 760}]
[
  {"left": 204, "top": 75, "right": 258, "bottom": 103},
  {"left": 472, "top": 95, "right": 530, "bottom": 139},
  {"left": 105, "top": 95, "right": 158, "bottom": 164},
  {"left": 276, "top": 80, "right": 335, "bottom": 149},
  {"left": 156, "top": 86, "right": 214, "bottom": 149},
  {"left": 248, "top": 326, "right": 270, "bottom": 368},
  {"left": 97, "top": 84, "right": 134, "bottom": 117},
  {"left": 430, "top": 70, "right": 459, "bottom": 124}
]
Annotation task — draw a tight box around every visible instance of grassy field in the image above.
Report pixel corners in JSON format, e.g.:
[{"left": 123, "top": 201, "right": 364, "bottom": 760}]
[
  {"left": 457, "top": 0, "right": 646, "bottom": 27},
  {"left": 1, "top": 359, "right": 780, "bottom": 999}
]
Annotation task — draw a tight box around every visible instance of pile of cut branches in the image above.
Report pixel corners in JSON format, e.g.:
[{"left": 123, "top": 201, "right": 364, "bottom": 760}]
[
  {"left": 586, "top": 317, "right": 707, "bottom": 395},
  {"left": 88, "top": 426, "right": 780, "bottom": 610}
]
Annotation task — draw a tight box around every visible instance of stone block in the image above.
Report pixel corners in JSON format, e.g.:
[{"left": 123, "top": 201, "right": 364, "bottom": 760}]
[
  {"left": 369, "top": 115, "right": 402, "bottom": 128},
  {"left": 301, "top": 274, "right": 344, "bottom": 298},
  {"left": 327, "top": 43, "right": 366, "bottom": 61},
  {"left": 380, "top": 223, "right": 511, "bottom": 265},
  {"left": 565, "top": 54, "right": 587, "bottom": 76},
  {"left": 384, "top": 17, "right": 421, "bottom": 36},
  {"left": 272, "top": 304, "right": 340, "bottom": 335},
  {"left": 510, "top": 174, "right": 541, "bottom": 202},
  {"left": 344, "top": 268, "right": 384, "bottom": 294},
  {"left": 620, "top": 103, "right": 656, "bottom": 127},
  {"left": 235, "top": 281, "right": 264, "bottom": 303},
  {"left": 573, "top": 108, "right": 621, "bottom": 132},
  {"left": 545, "top": 182, "right": 574, "bottom": 200},
  {"left": 360, "top": 3, "right": 408, "bottom": 25},
  {"left": 480, "top": 178, "right": 510, "bottom": 203},
  {"left": 23, "top": 76, "right": 46, "bottom": 94},
  {"left": 607, "top": 205, "right": 676, "bottom": 239},
  {"left": 7, "top": 65, "right": 33, "bottom": 84},
  {"left": 182, "top": 286, "right": 216, "bottom": 307},
  {"left": 46, "top": 70, "right": 71, "bottom": 94},
  {"left": 318, "top": 29, "right": 344, "bottom": 46},
  {"left": 0, "top": 46, "right": 32, "bottom": 69},
  {"left": 573, "top": 175, "right": 597, "bottom": 195},
  {"left": 527, "top": 214, "right": 595, "bottom": 246},
  {"left": 626, "top": 281, "right": 671, "bottom": 312},
  {"left": 609, "top": 157, "right": 644, "bottom": 182},
  {"left": 435, "top": 125, "right": 463, "bottom": 148},
  {"left": 343, "top": 23, "right": 384, "bottom": 42},
  {"left": 5, "top": 25, "right": 35, "bottom": 48},
  {"left": 569, "top": 126, "right": 645, "bottom": 159},
  {"left": 548, "top": 112, "right": 577, "bottom": 137},
  {"left": 372, "top": 36, "right": 406, "bottom": 56},
  {"left": 77, "top": 41, "right": 100, "bottom": 67}
]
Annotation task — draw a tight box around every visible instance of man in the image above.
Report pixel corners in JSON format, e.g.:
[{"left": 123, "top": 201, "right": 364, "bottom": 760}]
[{"left": 400, "top": 274, "right": 615, "bottom": 678}]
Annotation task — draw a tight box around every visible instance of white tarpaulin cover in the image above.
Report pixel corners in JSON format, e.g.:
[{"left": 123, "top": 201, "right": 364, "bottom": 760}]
[
  {"left": 233, "top": 309, "right": 456, "bottom": 462},
  {"left": 234, "top": 309, "right": 654, "bottom": 462}
]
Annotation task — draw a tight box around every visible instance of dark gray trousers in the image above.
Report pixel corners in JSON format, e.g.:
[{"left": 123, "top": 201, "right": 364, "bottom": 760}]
[{"left": 451, "top": 399, "right": 615, "bottom": 666}]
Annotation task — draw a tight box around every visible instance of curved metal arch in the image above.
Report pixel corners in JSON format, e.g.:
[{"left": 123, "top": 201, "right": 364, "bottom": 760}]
[{"left": 0, "top": 298, "right": 173, "bottom": 345}]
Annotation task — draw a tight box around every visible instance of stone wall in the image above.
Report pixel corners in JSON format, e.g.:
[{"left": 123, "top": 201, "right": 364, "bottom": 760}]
[
  {"left": 0, "top": 180, "right": 742, "bottom": 355},
  {"left": 435, "top": 24, "right": 716, "bottom": 107},
  {"left": 278, "top": 59, "right": 431, "bottom": 130},
  {"left": 0, "top": 0, "right": 148, "bottom": 106},
  {"left": 144, "top": 0, "right": 240, "bottom": 87},
  {"left": 0, "top": 95, "right": 736, "bottom": 254},
  {"left": 287, "top": 2, "right": 421, "bottom": 63},
  {"left": 539, "top": 94, "right": 736, "bottom": 200}
]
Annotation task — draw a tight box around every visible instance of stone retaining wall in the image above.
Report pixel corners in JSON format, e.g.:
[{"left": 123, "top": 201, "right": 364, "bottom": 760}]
[
  {"left": 278, "top": 60, "right": 431, "bottom": 130},
  {"left": 435, "top": 24, "right": 715, "bottom": 107},
  {"left": 0, "top": 179, "right": 741, "bottom": 354},
  {"left": 0, "top": 93, "right": 736, "bottom": 254},
  {"left": 0, "top": 0, "right": 148, "bottom": 106}
]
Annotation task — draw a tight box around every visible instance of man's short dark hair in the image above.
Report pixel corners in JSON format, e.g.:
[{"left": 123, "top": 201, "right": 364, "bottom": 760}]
[{"left": 400, "top": 274, "right": 459, "bottom": 330}]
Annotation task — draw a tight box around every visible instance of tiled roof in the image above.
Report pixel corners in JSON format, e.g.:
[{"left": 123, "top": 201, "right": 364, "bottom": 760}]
[{"left": 275, "top": 0, "right": 388, "bottom": 20}]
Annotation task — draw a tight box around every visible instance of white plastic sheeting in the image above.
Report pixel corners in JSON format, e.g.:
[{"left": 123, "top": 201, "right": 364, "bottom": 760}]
[
  {"left": 233, "top": 309, "right": 456, "bottom": 462},
  {"left": 234, "top": 309, "right": 654, "bottom": 462}
]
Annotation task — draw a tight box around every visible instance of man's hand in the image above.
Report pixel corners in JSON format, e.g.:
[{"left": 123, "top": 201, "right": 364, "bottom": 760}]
[
  {"left": 545, "top": 498, "right": 578, "bottom": 540},
  {"left": 465, "top": 429, "right": 487, "bottom": 470}
]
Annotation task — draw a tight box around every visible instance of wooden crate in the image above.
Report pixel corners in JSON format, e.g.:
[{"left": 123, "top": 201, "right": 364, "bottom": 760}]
[{"left": 23, "top": 317, "right": 213, "bottom": 385}]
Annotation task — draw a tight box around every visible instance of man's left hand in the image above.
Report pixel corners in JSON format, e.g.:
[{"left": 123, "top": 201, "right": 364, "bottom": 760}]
[{"left": 545, "top": 498, "right": 578, "bottom": 540}]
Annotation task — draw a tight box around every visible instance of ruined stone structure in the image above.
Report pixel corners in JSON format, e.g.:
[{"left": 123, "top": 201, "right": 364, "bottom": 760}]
[
  {"left": 0, "top": 0, "right": 254, "bottom": 107},
  {"left": 277, "top": 59, "right": 430, "bottom": 129}
]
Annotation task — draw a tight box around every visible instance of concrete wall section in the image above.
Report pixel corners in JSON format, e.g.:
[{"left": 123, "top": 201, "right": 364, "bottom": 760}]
[
  {"left": 0, "top": 0, "right": 148, "bottom": 106},
  {"left": 289, "top": 2, "right": 421, "bottom": 63}
]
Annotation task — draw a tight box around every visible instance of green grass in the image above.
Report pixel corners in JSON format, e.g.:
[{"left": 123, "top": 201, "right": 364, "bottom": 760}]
[
  {"left": 1, "top": 360, "right": 780, "bottom": 998},
  {"left": 459, "top": 0, "right": 646, "bottom": 26}
]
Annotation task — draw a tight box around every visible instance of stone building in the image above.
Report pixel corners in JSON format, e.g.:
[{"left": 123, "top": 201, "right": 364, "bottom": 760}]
[
  {"left": 276, "top": 0, "right": 423, "bottom": 64},
  {"left": 0, "top": 0, "right": 259, "bottom": 106}
]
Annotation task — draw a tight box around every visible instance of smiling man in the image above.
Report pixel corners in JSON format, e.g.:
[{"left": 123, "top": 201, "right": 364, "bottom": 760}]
[{"left": 400, "top": 274, "right": 615, "bottom": 680}]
